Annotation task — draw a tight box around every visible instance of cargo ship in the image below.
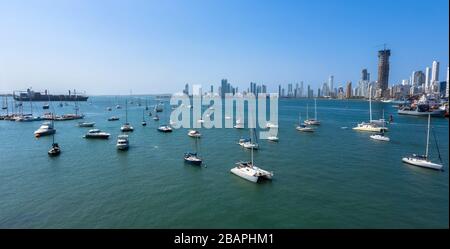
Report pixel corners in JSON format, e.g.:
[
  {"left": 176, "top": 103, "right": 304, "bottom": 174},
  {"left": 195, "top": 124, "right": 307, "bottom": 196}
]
[{"left": 13, "top": 89, "right": 88, "bottom": 102}]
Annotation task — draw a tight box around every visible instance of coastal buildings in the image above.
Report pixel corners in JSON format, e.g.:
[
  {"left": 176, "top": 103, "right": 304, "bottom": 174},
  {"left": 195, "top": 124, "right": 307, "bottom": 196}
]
[{"left": 447, "top": 66, "right": 449, "bottom": 98}]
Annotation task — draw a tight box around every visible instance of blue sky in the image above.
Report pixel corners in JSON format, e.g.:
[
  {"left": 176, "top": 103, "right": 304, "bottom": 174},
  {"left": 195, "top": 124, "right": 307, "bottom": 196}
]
[{"left": 0, "top": 0, "right": 448, "bottom": 94}]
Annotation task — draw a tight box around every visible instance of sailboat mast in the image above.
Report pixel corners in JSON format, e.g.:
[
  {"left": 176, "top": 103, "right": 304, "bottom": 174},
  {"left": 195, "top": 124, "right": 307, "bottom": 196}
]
[
  {"left": 314, "top": 98, "right": 317, "bottom": 120},
  {"left": 306, "top": 104, "right": 309, "bottom": 120},
  {"left": 125, "top": 100, "right": 128, "bottom": 123},
  {"left": 425, "top": 114, "right": 430, "bottom": 158},
  {"left": 369, "top": 87, "right": 372, "bottom": 122}
]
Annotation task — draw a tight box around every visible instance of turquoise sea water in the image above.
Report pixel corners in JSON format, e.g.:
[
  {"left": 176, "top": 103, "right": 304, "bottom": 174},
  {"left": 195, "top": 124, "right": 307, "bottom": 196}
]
[{"left": 0, "top": 96, "right": 448, "bottom": 228}]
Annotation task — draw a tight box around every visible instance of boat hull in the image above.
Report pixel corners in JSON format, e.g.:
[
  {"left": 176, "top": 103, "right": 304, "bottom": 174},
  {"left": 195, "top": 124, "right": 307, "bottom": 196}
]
[
  {"left": 230, "top": 168, "right": 259, "bottom": 183},
  {"left": 402, "top": 157, "right": 443, "bottom": 170},
  {"left": 398, "top": 109, "right": 445, "bottom": 117}
]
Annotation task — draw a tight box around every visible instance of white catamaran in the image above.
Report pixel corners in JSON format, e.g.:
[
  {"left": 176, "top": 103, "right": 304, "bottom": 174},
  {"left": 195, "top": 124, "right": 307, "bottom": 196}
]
[{"left": 231, "top": 129, "right": 273, "bottom": 183}]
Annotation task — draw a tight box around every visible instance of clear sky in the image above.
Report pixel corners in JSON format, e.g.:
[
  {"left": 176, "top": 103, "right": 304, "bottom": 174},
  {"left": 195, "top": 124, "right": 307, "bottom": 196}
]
[{"left": 0, "top": 0, "right": 448, "bottom": 95}]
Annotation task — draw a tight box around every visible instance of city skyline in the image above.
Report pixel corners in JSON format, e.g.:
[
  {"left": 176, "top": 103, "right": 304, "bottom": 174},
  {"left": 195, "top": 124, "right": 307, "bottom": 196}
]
[{"left": 0, "top": 0, "right": 449, "bottom": 95}]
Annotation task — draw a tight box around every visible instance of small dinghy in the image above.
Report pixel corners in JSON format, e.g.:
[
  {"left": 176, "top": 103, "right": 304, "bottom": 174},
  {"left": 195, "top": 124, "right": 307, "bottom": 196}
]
[
  {"left": 157, "top": 125, "right": 172, "bottom": 132},
  {"left": 370, "top": 132, "right": 390, "bottom": 142},
  {"left": 78, "top": 122, "right": 95, "bottom": 127}
]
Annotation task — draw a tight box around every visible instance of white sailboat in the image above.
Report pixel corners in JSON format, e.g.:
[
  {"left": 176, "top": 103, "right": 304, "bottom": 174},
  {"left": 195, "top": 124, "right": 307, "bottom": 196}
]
[
  {"left": 402, "top": 114, "right": 443, "bottom": 170},
  {"left": 296, "top": 113, "right": 314, "bottom": 132},
  {"left": 120, "top": 101, "right": 134, "bottom": 132},
  {"left": 184, "top": 135, "right": 202, "bottom": 165},
  {"left": 353, "top": 87, "right": 388, "bottom": 132},
  {"left": 304, "top": 99, "right": 321, "bottom": 125}
]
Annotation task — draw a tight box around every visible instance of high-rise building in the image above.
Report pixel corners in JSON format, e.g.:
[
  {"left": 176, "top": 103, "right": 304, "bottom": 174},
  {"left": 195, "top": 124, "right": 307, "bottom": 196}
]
[
  {"left": 300, "top": 81, "right": 304, "bottom": 97},
  {"left": 307, "top": 85, "right": 311, "bottom": 98},
  {"left": 220, "top": 79, "right": 228, "bottom": 97},
  {"left": 262, "top": 85, "right": 267, "bottom": 94},
  {"left": 376, "top": 48, "right": 391, "bottom": 98},
  {"left": 287, "top": 84, "right": 293, "bottom": 97},
  {"left": 412, "top": 71, "right": 425, "bottom": 86},
  {"left": 183, "top": 83, "right": 189, "bottom": 95},
  {"left": 210, "top": 85, "right": 214, "bottom": 93},
  {"left": 345, "top": 81, "right": 352, "bottom": 99},
  {"left": 361, "top": 69, "right": 369, "bottom": 81},
  {"left": 431, "top": 61, "right": 440, "bottom": 83},
  {"left": 278, "top": 85, "right": 282, "bottom": 97},
  {"left": 328, "top": 76, "right": 334, "bottom": 97},
  {"left": 425, "top": 67, "right": 431, "bottom": 93}
]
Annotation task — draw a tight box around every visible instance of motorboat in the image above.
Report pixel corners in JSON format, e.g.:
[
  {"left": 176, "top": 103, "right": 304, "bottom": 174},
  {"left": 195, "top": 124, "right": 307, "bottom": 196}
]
[
  {"left": 106, "top": 107, "right": 112, "bottom": 111},
  {"left": 370, "top": 132, "right": 390, "bottom": 142},
  {"left": 84, "top": 129, "right": 110, "bottom": 139},
  {"left": 234, "top": 119, "right": 244, "bottom": 129},
  {"left": 267, "top": 136, "right": 279, "bottom": 141},
  {"left": 34, "top": 122, "right": 56, "bottom": 137},
  {"left": 116, "top": 135, "right": 129, "bottom": 150},
  {"left": 188, "top": 130, "right": 201, "bottom": 138},
  {"left": 238, "top": 138, "right": 259, "bottom": 150},
  {"left": 108, "top": 116, "right": 119, "bottom": 121},
  {"left": 43, "top": 103, "right": 50, "bottom": 109},
  {"left": 402, "top": 114, "right": 443, "bottom": 171},
  {"left": 78, "top": 122, "right": 95, "bottom": 127},
  {"left": 157, "top": 125, "right": 173, "bottom": 132}
]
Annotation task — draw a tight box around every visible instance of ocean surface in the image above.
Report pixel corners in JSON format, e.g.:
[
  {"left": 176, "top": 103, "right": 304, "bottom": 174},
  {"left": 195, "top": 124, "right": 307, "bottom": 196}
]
[{"left": 0, "top": 96, "right": 448, "bottom": 228}]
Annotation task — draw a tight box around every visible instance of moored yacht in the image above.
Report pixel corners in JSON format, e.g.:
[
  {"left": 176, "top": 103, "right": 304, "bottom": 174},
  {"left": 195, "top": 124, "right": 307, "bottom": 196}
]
[
  {"left": 304, "top": 99, "right": 321, "bottom": 125},
  {"left": 402, "top": 114, "right": 443, "bottom": 171},
  {"left": 184, "top": 152, "right": 202, "bottom": 165},
  {"left": 78, "top": 121, "right": 95, "bottom": 127},
  {"left": 108, "top": 116, "right": 119, "bottom": 121},
  {"left": 84, "top": 129, "right": 110, "bottom": 139},
  {"left": 34, "top": 122, "right": 56, "bottom": 137},
  {"left": 157, "top": 124, "right": 173, "bottom": 132},
  {"left": 230, "top": 161, "right": 273, "bottom": 183},
  {"left": 116, "top": 135, "right": 129, "bottom": 150},
  {"left": 188, "top": 130, "right": 201, "bottom": 138},
  {"left": 296, "top": 113, "right": 314, "bottom": 132},
  {"left": 120, "top": 101, "right": 134, "bottom": 132}
]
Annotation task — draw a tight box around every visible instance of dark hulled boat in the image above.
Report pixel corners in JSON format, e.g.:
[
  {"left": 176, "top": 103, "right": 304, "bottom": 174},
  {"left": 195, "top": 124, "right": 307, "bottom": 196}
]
[{"left": 13, "top": 89, "right": 88, "bottom": 102}]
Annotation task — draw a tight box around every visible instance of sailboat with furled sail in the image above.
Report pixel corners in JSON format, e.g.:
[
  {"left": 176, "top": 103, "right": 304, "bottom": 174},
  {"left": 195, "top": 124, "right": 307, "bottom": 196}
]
[
  {"left": 47, "top": 98, "right": 60, "bottom": 156},
  {"left": 402, "top": 114, "right": 443, "bottom": 170},
  {"left": 120, "top": 100, "right": 134, "bottom": 132},
  {"left": 353, "top": 86, "right": 388, "bottom": 132},
  {"left": 184, "top": 135, "right": 202, "bottom": 165},
  {"left": 304, "top": 98, "right": 321, "bottom": 125}
]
